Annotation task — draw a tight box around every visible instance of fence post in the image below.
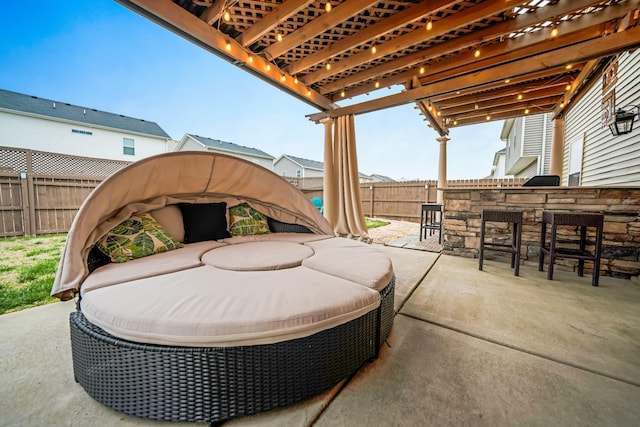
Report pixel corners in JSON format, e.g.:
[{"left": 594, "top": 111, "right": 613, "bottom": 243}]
[
  {"left": 25, "top": 150, "right": 37, "bottom": 236},
  {"left": 369, "top": 185, "right": 374, "bottom": 218}
]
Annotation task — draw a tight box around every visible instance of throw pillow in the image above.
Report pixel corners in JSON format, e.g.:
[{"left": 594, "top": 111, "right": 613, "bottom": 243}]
[
  {"left": 179, "top": 202, "right": 231, "bottom": 243},
  {"left": 229, "top": 204, "right": 271, "bottom": 236},
  {"left": 96, "top": 212, "right": 183, "bottom": 263},
  {"left": 267, "top": 217, "right": 313, "bottom": 234}
]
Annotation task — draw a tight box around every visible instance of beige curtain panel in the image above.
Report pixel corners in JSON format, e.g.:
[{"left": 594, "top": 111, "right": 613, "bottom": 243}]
[{"left": 323, "top": 115, "right": 369, "bottom": 240}]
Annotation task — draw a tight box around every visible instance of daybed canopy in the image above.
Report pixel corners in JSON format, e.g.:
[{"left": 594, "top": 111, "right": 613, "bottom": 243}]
[{"left": 52, "top": 151, "right": 332, "bottom": 300}]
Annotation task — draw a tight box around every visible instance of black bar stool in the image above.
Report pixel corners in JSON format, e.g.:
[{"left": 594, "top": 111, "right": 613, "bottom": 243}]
[
  {"left": 538, "top": 211, "right": 604, "bottom": 286},
  {"left": 479, "top": 210, "right": 523, "bottom": 276},
  {"left": 420, "top": 203, "right": 442, "bottom": 244}
]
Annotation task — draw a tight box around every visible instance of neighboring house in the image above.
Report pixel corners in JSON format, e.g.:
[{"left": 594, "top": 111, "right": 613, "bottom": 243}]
[
  {"left": 500, "top": 112, "right": 553, "bottom": 179},
  {"left": 274, "top": 155, "right": 324, "bottom": 178},
  {"left": 489, "top": 148, "right": 512, "bottom": 178},
  {"left": 274, "top": 154, "right": 378, "bottom": 183},
  {"left": 562, "top": 49, "right": 640, "bottom": 186},
  {"left": 174, "top": 134, "right": 275, "bottom": 171},
  {"left": 0, "top": 88, "right": 171, "bottom": 161},
  {"left": 369, "top": 174, "right": 396, "bottom": 182}
]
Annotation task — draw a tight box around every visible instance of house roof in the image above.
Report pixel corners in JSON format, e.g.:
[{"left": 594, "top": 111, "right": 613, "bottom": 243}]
[
  {"left": 117, "top": 0, "right": 640, "bottom": 134},
  {"left": 279, "top": 155, "right": 325, "bottom": 171},
  {"left": 370, "top": 174, "right": 396, "bottom": 182},
  {"left": 0, "top": 88, "right": 171, "bottom": 139},
  {"left": 187, "top": 134, "right": 274, "bottom": 159}
]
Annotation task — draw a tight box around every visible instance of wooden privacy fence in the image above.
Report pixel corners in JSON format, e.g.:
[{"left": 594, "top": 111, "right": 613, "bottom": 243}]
[
  {"left": 0, "top": 147, "right": 130, "bottom": 237},
  {"left": 1, "top": 145, "right": 527, "bottom": 237},
  {"left": 303, "top": 178, "right": 527, "bottom": 223}
]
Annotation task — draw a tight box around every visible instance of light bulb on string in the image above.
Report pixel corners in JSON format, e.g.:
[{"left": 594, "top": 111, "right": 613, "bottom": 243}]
[
  {"left": 325, "top": 2, "right": 331, "bottom": 12},
  {"left": 426, "top": 18, "right": 433, "bottom": 31},
  {"left": 223, "top": 10, "right": 231, "bottom": 22},
  {"left": 474, "top": 48, "right": 480, "bottom": 58}
]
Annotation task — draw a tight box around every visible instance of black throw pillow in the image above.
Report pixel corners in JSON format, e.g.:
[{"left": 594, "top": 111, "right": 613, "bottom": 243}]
[
  {"left": 267, "top": 217, "right": 313, "bottom": 234},
  {"left": 179, "top": 202, "right": 231, "bottom": 243}
]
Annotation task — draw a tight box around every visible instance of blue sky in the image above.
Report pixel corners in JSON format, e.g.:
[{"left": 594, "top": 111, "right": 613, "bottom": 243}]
[{"left": 0, "top": 0, "right": 505, "bottom": 180}]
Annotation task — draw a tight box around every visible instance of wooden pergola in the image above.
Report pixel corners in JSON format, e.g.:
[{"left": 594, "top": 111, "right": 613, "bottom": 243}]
[
  {"left": 115, "top": 0, "right": 640, "bottom": 214},
  {"left": 116, "top": 0, "right": 640, "bottom": 131}
]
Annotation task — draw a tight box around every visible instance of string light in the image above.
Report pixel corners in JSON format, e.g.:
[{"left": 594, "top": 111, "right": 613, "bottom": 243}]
[
  {"left": 524, "top": 108, "right": 530, "bottom": 114},
  {"left": 371, "top": 45, "right": 377, "bottom": 54},
  {"left": 426, "top": 18, "right": 433, "bottom": 31},
  {"left": 294, "top": 76, "right": 298, "bottom": 84},
  {"left": 375, "top": 81, "right": 380, "bottom": 89},
  {"left": 486, "top": 115, "right": 491, "bottom": 120},
  {"left": 437, "top": 111, "right": 441, "bottom": 117},
  {"left": 325, "top": 2, "right": 331, "bottom": 12},
  {"left": 225, "top": 41, "right": 232, "bottom": 51},
  {"left": 517, "top": 94, "right": 523, "bottom": 100},
  {"left": 566, "top": 64, "right": 573, "bottom": 70},
  {"left": 223, "top": 10, "right": 231, "bottom": 22},
  {"left": 474, "top": 103, "right": 479, "bottom": 110},
  {"left": 419, "top": 66, "right": 425, "bottom": 74},
  {"left": 307, "top": 90, "right": 312, "bottom": 97},
  {"left": 326, "top": 62, "right": 331, "bottom": 70},
  {"left": 280, "top": 74, "right": 286, "bottom": 82},
  {"left": 550, "top": 23, "right": 559, "bottom": 38},
  {"left": 453, "top": 120, "right": 458, "bottom": 126},
  {"left": 340, "top": 90, "right": 345, "bottom": 98},
  {"left": 504, "top": 79, "right": 510, "bottom": 84},
  {"left": 474, "top": 48, "right": 481, "bottom": 58},
  {"left": 560, "top": 102, "right": 565, "bottom": 109},
  {"left": 276, "top": 32, "right": 283, "bottom": 42},
  {"left": 266, "top": 64, "right": 271, "bottom": 71},
  {"left": 566, "top": 83, "right": 572, "bottom": 91},
  {"left": 248, "top": 55, "right": 254, "bottom": 64}
]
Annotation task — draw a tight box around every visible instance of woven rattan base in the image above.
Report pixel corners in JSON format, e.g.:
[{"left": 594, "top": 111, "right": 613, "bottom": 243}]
[{"left": 70, "top": 277, "right": 394, "bottom": 423}]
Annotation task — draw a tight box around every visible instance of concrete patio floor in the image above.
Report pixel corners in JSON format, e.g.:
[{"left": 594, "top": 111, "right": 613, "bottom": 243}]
[{"left": 1, "top": 246, "right": 639, "bottom": 426}]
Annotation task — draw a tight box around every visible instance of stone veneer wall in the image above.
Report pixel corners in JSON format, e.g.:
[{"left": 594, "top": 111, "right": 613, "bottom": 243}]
[{"left": 442, "top": 187, "right": 640, "bottom": 279}]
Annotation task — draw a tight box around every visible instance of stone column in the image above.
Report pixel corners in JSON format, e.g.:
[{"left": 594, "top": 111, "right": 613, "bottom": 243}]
[
  {"left": 436, "top": 135, "right": 449, "bottom": 205},
  {"left": 550, "top": 117, "right": 564, "bottom": 180}
]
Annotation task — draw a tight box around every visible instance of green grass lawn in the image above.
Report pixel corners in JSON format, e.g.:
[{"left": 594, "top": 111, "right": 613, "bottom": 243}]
[
  {"left": 0, "top": 234, "right": 67, "bottom": 315},
  {"left": 366, "top": 218, "right": 389, "bottom": 229}
]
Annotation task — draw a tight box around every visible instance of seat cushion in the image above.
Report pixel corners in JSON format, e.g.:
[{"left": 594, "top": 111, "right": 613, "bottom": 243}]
[
  {"left": 303, "top": 238, "right": 394, "bottom": 291},
  {"left": 202, "top": 241, "right": 314, "bottom": 271},
  {"left": 80, "top": 265, "right": 380, "bottom": 347},
  {"left": 82, "top": 241, "right": 225, "bottom": 295}
]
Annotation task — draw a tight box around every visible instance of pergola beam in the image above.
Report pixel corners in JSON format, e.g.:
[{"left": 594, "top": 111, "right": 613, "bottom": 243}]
[
  {"left": 324, "top": 0, "right": 633, "bottom": 100},
  {"left": 237, "top": 0, "right": 314, "bottom": 48},
  {"left": 307, "top": 25, "right": 640, "bottom": 122},
  {"left": 262, "top": 0, "right": 378, "bottom": 61},
  {"left": 301, "top": 0, "right": 521, "bottom": 85},
  {"left": 286, "top": 0, "right": 457, "bottom": 76},
  {"left": 119, "top": 0, "right": 335, "bottom": 110}
]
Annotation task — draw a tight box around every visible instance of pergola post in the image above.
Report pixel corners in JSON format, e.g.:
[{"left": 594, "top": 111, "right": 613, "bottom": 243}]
[
  {"left": 436, "top": 135, "right": 449, "bottom": 205},
  {"left": 550, "top": 117, "right": 564, "bottom": 180}
]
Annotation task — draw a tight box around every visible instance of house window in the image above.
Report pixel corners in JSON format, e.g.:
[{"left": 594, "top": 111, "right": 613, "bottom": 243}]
[
  {"left": 123, "top": 138, "right": 135, "bottom": 156},
  {"left": 296, "top": 169, "right": 302, "bottom": 178},
  {"left": 568, "top": 137, "right": 583, "bottom": 186}
]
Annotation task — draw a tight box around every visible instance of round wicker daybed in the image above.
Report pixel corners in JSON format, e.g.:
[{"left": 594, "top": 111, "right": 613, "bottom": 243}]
[{"left": 52, "top": 152, "right": 395, "bottom": 424}]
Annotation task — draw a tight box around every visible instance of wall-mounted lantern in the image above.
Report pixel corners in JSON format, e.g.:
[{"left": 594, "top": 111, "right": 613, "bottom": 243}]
[{"left": 609, "top": 106, "right": 639, "bottom": 136}]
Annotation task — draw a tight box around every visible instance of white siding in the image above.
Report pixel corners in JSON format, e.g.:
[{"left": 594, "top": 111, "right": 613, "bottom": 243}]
[
  {"left": 0, "top": 112, "right": 166, "bottom": 161},
  {"left": 274, "top": 157, "right": 301, "bottom": 177},
  {"left": 563, "top": 50, "right": 640, "bottom": 186},
  {"left": 522, "top": 114, "right": 544, "bottom": 157}
]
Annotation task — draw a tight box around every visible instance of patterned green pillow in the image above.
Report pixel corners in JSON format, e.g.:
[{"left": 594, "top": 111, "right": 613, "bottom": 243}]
[
  {"left": 97, "top": 212, "right": 184, "bottom": 263},
  {"left": 229, "top": 204, "right": 271, "bottom": 236}
]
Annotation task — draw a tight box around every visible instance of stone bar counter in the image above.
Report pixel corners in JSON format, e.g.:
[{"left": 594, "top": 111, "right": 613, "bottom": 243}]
[{"left": 441, "top": 187, "right": 640, "bottom": 279}]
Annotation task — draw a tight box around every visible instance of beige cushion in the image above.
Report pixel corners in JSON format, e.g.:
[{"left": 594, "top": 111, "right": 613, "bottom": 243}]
[
  {"left": 149, "top": 205, "right": 185, "bottom": 243},
  {"left": 80, "top": 265, "right": 380, "bottom": 347},
  {"left": 82, "top": 241, "right": 225, "bottom": 295},
  {"left": 202, "top": 241, "right": 314, "bottom": 271},
  {"left": 303, "top": 238, "right": 394, "bottom": 291},
  {"left": 221, "top": 233, "right": 332, "bottom": 245}
]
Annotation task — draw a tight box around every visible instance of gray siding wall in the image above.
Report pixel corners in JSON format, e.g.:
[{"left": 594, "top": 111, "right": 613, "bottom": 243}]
[
  {"left": 563, "top": 50, "right": 640, "bottom": 186},
  {"left": 522, "top": 114, "right": 544, "bottom": 157},
  {"left": 518, "top": 160, "right": 539, "bottom": 179}
]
